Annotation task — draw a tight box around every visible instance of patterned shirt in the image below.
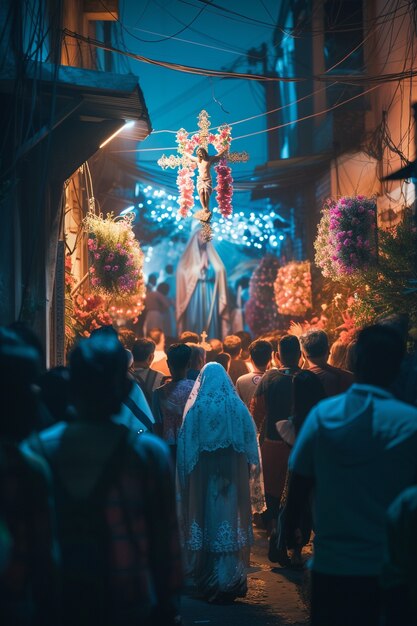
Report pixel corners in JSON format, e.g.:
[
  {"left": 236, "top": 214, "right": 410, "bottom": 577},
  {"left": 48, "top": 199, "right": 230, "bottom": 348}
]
[{"left": 26, "top": 421, "right": 183, "bottom": 625}]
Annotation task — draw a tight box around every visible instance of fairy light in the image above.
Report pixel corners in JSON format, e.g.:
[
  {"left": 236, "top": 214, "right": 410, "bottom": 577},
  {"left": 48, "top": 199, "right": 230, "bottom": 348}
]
[{"left": 137, "top": 184, "right": 288, "bottom": 250}]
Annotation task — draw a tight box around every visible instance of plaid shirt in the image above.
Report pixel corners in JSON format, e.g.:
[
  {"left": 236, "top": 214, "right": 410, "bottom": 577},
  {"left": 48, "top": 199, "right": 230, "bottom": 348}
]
[{"left": 27, "top": 421, "right": 183, "bottom": 625}]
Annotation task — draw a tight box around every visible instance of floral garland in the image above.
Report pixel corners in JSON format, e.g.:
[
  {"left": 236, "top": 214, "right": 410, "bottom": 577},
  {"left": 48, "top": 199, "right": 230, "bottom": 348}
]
[
  {"left": 274, "top": 261, "right": 312, "bottom": 317},
  {"left": 315, "top": 195, "right": 377, "bottom": 278},
  {"left": 176, "top": 166, "right": 195, "bottom": 218},
  {"left": 85, "top": 212, "right": 145, "bottom": 301},
  {"left": 175, "top": 123, "right": 233, "bottom": 219}
]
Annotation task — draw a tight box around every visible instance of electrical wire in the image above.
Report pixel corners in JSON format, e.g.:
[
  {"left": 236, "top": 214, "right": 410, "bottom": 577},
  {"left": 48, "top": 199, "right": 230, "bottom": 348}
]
[
  {"left": 97, "top": 0, "right": 212, "bottom": 43},
  {"left": 62, "top": 29, "right": 303, "bottom": 82}
]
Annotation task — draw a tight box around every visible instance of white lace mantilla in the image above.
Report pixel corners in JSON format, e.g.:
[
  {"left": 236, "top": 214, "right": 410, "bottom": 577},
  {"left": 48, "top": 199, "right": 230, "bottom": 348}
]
[
  {"left": 186, "top": 519, "right": 253, "bottom": 553},
  {"left": 177, "top": 363, "right": 261, "bottom": 482}
]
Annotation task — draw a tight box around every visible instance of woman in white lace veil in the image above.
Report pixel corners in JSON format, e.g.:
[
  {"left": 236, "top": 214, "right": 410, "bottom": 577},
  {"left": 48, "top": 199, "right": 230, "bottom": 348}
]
[{"left": 177, "top": 362, "right": 264, "bottom": 603}]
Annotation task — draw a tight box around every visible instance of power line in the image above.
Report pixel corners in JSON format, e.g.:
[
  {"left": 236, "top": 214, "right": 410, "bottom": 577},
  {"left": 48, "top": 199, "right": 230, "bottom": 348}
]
[{"left": 62, "top": 29, "right": 303, "bottom": 82}]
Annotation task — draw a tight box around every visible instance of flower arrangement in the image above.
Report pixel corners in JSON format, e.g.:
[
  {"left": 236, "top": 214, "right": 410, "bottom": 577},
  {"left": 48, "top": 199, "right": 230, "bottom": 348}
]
[
  {"left": 274, "top": 261, "right": 312, "bottom": 317},
  {"left": 84, "top": 212, "right": 145, "bottom": 301},
  {"left": 315, "top": 195, "right": 377, "bottom": 278},
  {"left": 72, "top": 293, "right": 114, "bottom": 337},
  {"left": 245, "top": 255, "right": 282, "bottom": 335}
]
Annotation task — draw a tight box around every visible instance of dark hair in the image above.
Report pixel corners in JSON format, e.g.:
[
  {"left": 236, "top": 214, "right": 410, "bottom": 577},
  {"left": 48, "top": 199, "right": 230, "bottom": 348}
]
[
  {"left": 292, "top": 370, "right": 326, "bottom": 433},
  {"left": 235, "top": 330, "right": 252, "bottom": 351},
  {"left": 179, "top": 331, "right": 199, "bottom": 344},
  {"left": 377, "top": 314, "right": 409, "bottom": 348},
  {"left": 89, "top": 325, "right": 117, "bottom": 339},
  {"left": 157, "top": 282, "right": 169, "bottom": 296},
  {"left": 132, "top": 338, "right": 155, "bottom": 362},
  {"left": 8, "top": 321, "right": 45, "bottom": 366},
  {"left": 278, "top": 335, "right": 301, "bottom": 367},
  {"left": 197, "top": 147, "right": 208, "bottom": 159},
  {"left": 166, "top": 264, "right": 174, "bottom": 274},
  {"left": 354, "top": 325, "right": 405, "bottom": 388},
  {"left": 147, "top": 328, "right": 164, "bottom": 345},
  {"left": 0, "top": 328, "right": 41, "bottom": 440},
  {"left": 167, "top": 343, "right": 192, "bottom": 370},
  {"left": 70, "top": 334, "right": 129, "bottom": 419},
  {"left": 39, "top": 366, "right": 71, "bottom": 423},
  {"left": 214, "top": 352, "right": 230, "bottom": 372},
  {"left": 249, "top": 340, "right": 273, "bottom": 367},
  {"left": 187, "top": 343, "right": 206, "bottom": 370},
  {"left": 300, "top": 330, "right": 329, "bottom": 358},
  {"left": 223, "top": 335, "right": 242, "bottom": 358},
  {"left": 148, "top": 273, "right": 158, "bottom": 286}
]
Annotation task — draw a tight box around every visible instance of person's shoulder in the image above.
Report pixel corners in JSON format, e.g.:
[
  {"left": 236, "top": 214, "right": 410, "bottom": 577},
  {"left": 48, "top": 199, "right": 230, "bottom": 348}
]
[
  {"left": 24, "top": 421, "right": 68, "bottom": 454},
  {"left": 129, "top": 431, "right": 171, "bottom": 462},
  {"left": 18, "top": 444, "right": 53, "bottom": 489}
]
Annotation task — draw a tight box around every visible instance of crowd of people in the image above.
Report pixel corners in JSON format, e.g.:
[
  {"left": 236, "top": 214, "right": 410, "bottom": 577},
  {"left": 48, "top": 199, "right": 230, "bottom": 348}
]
[{"left": 0, "top": 317, "right": 417, "bottom": 625}]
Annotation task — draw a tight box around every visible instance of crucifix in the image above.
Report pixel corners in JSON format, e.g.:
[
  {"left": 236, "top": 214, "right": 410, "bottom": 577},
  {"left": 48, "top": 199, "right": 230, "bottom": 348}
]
[
  {"left": 199, "top": 330, "right": 211, "bottom": 351},
  {"left": 158, "top": 110, "right": 249, "bottom": 241}
]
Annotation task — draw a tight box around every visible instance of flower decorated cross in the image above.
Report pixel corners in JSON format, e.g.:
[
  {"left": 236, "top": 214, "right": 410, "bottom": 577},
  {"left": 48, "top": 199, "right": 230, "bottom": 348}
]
[{"left": 157, "top": 110, "right": 249, "bottom": 241}]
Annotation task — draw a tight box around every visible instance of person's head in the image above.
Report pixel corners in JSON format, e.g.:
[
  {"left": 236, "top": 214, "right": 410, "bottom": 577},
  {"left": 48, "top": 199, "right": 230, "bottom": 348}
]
[
  {"left": 147, "top": 327, "right": 165, "bottom": 350},
  {"left": 249, "top": 339, "right": 273, "bottom": 370},
  {"left": 328, "top": 339, "right": 349, "bottom": 369},
  {"left": 89, "top": 324, "right": 118, "bottom": 340},
  {"left": 39, "top": 366, "right": 71, "bottom": 423},
  {"left": 209, "top": 338, "right": 223, "bottom": 354},
  {"left": 8, "top": 321, "right": 45, "bottom": 369},
  {"left": 196, "top": 147, "right": 208, "bottom": 160},
  {"left": 214, "top": 351, "right": 231, "bottom": 372},
  {"left": 147, "top": 273, "right": 158, "bottom": 287},
  {"left": 223, "top": 335, "right": 242, "bottom": 359},
  {"left": 179, "top": 331, "right": 199, "bottom": 344},
  {"left": 132, "top": 338, "right": 156, "bottom": 367},
  {"left": 377, "top": 314, "right": 409, "bottom": 349},
  {"left": 292, "top": 370, "right": 326, "bottom": 432},
  {"left": 167, "top": 343, "right": 192, "bottom": 377},
  {"left": 70, "top": 334, "right": 130, "bottom": 420},
  {"left": 278, "top": 335, "right": 301, "bottom": 368},
  {"left": 157, "top": 282, "right": 169, "bottom": 296},
  {"left": 187, "top": 343, "right": 206, "bottom": 372},
  {"left": 117, "top": 327, "right": 136, "bottom": 350},
  {"left": 300, "top": 330, "right": 329, "bottom": 362},
  {"left": 165, "top": 264, "right": 174, "bottom": 275},
  {"left": 0, "top": 328, "right": 41, "bottom": 440},
  {"left": 353, "top": 324, "right": 405, "bottom": 388},
  {"left": 235, "top": 330, "right": 252, "bottom": 359}
]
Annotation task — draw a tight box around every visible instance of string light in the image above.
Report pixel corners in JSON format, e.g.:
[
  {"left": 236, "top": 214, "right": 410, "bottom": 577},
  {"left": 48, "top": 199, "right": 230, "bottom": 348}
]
[{"left": 134, "top": 184, "right": 288, "bottom": 251}]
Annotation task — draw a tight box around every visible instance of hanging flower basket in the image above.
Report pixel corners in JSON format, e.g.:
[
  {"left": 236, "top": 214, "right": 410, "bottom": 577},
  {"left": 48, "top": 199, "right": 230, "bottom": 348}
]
[
  {"left": 274, "top": 261, "right": 312, "bottom": 317},
  {"left": 315, "top": 195, "right": 377, "bottom": 278},
  {"left": 84, "top": 212, "right": 145, "bottom": 305}
]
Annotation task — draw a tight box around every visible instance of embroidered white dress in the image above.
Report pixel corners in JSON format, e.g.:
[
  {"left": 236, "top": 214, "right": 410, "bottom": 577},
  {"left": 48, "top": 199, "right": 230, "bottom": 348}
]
[{"left": 177, "top": 362, "right": 264, "bottom": 601}]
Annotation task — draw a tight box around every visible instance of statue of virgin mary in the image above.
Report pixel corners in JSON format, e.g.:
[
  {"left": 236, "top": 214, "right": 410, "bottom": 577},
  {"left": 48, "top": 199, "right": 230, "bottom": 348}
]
[{"left": 176, "top": 227, "right": 230, "bottom": 339}]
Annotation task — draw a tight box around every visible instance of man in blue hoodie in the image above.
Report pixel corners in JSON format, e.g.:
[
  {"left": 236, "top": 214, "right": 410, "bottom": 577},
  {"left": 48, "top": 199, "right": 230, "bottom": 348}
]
[{"left": 286, "top": 324, "right": 417, "bottom": 626}]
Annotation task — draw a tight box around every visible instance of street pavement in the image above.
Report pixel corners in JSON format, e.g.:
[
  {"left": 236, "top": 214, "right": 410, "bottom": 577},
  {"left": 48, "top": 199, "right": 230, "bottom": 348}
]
[{"left": 181, "top": 529, "right": 310, "bottom": 626}]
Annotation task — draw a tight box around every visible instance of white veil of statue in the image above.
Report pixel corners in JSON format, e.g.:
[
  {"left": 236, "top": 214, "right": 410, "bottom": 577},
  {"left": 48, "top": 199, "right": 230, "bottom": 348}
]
[{"left": 176, "top": 227, "right": 230, "bottom": 339}]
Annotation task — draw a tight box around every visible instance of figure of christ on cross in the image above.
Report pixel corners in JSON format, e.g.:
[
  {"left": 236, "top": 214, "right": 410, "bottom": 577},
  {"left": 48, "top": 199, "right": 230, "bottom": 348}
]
[{"left": 186, "top": 146, "right": 229, "bottom": 223}]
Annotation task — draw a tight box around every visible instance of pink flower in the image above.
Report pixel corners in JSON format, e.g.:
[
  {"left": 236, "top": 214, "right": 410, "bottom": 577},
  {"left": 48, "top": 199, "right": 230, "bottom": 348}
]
[{"left": 104, "top": 265, "right": 111, "bottom": 272}]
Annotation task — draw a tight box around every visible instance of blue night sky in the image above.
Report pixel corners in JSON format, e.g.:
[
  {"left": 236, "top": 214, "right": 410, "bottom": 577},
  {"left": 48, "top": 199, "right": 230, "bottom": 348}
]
[{"left": 119, "top": 0, "right": 280, "bottom": 193}]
